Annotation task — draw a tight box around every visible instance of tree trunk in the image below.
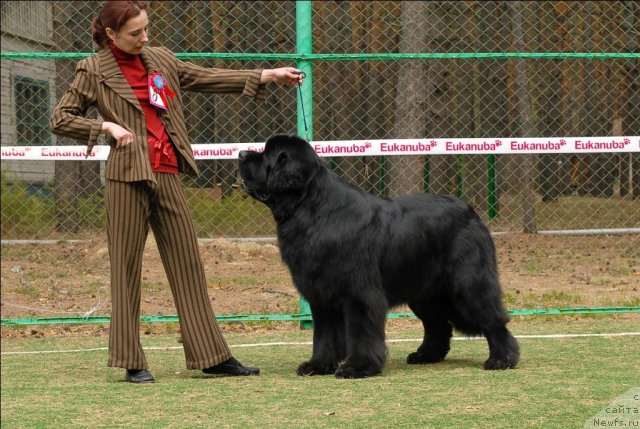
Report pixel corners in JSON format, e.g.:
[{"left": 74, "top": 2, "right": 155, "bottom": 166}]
[
  {"left": 512, "top": 1, "right": 537, "bottom": 233},
  {"left": 426, "top": 2, "right": 474, "bottom": 196},
  {"left": 389, "top": 1, "right": 429, "bottom": 198},
  {"left": 621, "top": 1, "right": 639, "bottom": 199},
  {"left": 333, "top": 2, "right": 364, "bottom": 188},
  {"left": 210, "top": 2, "right": 244, "bottom": 198},
  {"left": 366, "top": 2, "right": 401, "bottom": 195},
  {"left": 584, "top": 2, "right": 617, "bottom": 198},
  {"left": 314, "top": 1, "right": 340, "bottom": 145},
  {"left": 535, "top": 2, "right": 569, "bottom": 202}
]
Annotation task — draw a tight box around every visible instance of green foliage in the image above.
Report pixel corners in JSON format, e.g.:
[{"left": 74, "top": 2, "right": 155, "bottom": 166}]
[
  {"left": 0, "top": 173, "right": 108, "bottom": 238},
  {"left": 0, "top": 173, "right": 54, "bottom": 237},
  {"left": 185, "top": 188, "right": 276, "bottom": 237}
]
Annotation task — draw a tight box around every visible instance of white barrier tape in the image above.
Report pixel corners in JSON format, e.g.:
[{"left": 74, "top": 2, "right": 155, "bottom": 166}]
[
  {"left": 2, "top": 136, "right": 639, "bottom": 161},
  {"left": 3, "top": 332, "right": 640, "bottom": 356}
]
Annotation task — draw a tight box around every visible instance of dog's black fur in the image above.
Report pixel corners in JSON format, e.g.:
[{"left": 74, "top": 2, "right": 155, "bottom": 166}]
[{"left": 238, "top": 134, "right": 520, "bottom": 378}]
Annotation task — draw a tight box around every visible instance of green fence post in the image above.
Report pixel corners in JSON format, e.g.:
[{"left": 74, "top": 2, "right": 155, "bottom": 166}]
[{"left": 296, "top": 0, "right": 313, "bottom": 329}]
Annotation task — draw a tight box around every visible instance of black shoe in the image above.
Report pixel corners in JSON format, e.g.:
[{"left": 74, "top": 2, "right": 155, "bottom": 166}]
[
  {"left": 126, "top": 369, "right": 155, "bottom": 383},
  {"left": 202, "top": 357, "right": 260, "bottom": 377}
]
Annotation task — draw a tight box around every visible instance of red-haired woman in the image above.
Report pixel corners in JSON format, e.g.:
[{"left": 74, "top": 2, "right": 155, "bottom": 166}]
[{"left": 51, "top": 1, "right": 302, "bottom": 383}]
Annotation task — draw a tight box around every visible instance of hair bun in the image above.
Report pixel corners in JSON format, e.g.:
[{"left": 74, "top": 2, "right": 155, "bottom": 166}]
[{"left": 92, "top": 16, "right": 107, "bottom": 48}]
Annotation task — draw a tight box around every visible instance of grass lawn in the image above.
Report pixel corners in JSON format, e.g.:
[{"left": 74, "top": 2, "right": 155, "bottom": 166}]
[{"left": 2, "top": 316, "right": 639, "bottom": 429}]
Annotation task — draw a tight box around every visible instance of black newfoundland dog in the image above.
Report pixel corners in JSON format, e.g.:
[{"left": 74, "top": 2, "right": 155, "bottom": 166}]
[{"left": 238, "top": 134, "right": 520, "bottom": 378}]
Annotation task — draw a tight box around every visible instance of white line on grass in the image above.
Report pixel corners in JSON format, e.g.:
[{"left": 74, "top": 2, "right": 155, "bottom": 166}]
[{"left": 2, "top": 332, "right": 639, "bottom": 356}]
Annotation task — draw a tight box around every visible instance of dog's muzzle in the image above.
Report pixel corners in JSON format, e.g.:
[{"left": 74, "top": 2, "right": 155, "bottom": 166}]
[{"left": 241, "top": 180, "right": 270, "bottom": 202}]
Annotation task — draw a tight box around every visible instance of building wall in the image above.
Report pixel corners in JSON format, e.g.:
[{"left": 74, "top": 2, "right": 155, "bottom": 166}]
[{"left": 1, "top": 1, "right": 56, "bottom": 184}]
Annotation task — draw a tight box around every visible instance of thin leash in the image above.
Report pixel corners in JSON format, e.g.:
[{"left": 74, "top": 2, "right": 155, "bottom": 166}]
[{"left": 296, "top": 71, "right": 310, "bottom": 141}]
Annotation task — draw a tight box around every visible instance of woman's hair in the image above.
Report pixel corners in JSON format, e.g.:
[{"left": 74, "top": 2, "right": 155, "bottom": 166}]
[{"left": 92, "top": 1, "right": 149, "bottom": 48}]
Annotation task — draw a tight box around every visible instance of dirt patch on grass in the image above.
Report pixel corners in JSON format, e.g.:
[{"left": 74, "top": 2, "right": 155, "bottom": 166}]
[{"left": 2, "top": 233, "right": 638, "bottom": 338}]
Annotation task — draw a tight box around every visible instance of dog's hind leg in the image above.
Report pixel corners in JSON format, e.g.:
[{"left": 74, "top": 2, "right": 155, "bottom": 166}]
[
  {"left": 450, "top": 280, "right": 520, "bottom": 370},
  {"left": 406, "top": 300, "right": 453, "bottom": 364},
  {"left": 483, "top": 323, "right": 520, "bottom": 370},
  {"left": 450, "top": 286, "right": 520, "bottom": 370},
  {"left": 448, "top": 228, "right": 520, "bottom": 369}
]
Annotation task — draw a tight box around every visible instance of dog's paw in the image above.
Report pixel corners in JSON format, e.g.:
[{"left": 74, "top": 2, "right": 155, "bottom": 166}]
[
  {"left": 406, "top": 351, "right": 446, "bottom": 365},
  {"left": 334, "top": 362, "right": 381, "bottom": 379},
  {"left": 296, "top": 361, "right": 337, "bottom": 376},
  {"left": 483, "top": 356, "right": 518, "bottom": 370}
]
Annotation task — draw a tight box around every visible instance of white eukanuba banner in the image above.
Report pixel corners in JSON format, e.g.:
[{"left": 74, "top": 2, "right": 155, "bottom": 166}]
[{"left": 2, "top": 136, "right": 639, "bottom": 161}]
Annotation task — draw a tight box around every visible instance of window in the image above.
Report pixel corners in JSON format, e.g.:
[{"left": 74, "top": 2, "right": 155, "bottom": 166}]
[{"left": 14, "top": 76, "right": 51, "bottom": 146}]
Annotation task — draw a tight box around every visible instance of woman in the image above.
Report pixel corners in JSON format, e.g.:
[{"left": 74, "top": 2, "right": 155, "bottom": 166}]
[{"left": 50, "top": 0, "right": 302, "bottom": 383}]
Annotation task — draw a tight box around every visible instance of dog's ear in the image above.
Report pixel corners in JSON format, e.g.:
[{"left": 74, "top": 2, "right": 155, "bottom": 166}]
[
  {"left": 276, "top": 151, "right": 288, "bottom": 166},
  {"left": 267, "top": 149, "right": 318, "bottom": 192},
  {"left": 269, "top": 154, "right": 304, "bottom": 191}
]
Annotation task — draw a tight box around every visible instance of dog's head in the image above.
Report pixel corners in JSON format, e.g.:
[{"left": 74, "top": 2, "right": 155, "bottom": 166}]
[{"left": 238, "top": 134, "right": 320, "bottom": 205}]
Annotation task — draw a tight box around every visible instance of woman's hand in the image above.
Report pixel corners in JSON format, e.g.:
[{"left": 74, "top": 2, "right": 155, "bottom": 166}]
[
  {"left": 260, "top": 67, "right": 304, "bottom": 88},
  {"left": 102, "top": 121, "right": 134, "bottom": 148}
]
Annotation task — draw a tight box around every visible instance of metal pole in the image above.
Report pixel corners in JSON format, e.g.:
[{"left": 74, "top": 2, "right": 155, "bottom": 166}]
[
  {"left": 296, "top": 0, "right": 313, "bottom": 329},
  {"left": 296, "top": 1, "right": 313, "bottom": 142}
]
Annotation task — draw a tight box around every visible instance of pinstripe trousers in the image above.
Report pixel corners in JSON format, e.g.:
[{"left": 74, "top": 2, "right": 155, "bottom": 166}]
[{"left": 105, "top": 173, "right": 231, "bottom": 370}]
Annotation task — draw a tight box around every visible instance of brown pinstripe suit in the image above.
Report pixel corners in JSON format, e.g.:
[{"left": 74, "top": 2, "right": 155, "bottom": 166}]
[{"left": 51, "top": 46, "right": 266, "bottom": 370}]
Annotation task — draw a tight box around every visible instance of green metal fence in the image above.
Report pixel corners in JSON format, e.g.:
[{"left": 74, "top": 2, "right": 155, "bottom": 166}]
[
  {"left": 2, "top": 0, "right": 639, "bottom": 242},
  {"left": 1, "top": 0, "right": 639, "bottom": 326}
]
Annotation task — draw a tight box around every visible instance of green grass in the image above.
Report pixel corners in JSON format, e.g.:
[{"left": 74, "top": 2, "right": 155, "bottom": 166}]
[
  {"left": 2, "top": 317, "right": 639, "bottom": 428},
  {"left": 540, "top": 291, "right": 584, "bottom": 305},
  {"left": 503, "top": 290, "right": 587, "bottom": 309}
]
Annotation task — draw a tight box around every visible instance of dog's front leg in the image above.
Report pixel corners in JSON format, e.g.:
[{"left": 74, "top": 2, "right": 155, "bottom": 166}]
[
  {"left": 296, "top": 302, "right": 346, "bottom": 376},
  {"left": 335, "top": 293, "right": 388, "bottom": 379}
]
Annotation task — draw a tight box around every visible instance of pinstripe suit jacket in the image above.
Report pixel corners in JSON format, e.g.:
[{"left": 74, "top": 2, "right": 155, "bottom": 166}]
[{"left": 50, "top": 46, "right": 265, "bottom": 182}]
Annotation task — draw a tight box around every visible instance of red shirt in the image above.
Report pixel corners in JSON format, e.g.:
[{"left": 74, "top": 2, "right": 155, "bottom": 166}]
[{"left": 110, "top": 42, "right": 179, "bottom": 174}]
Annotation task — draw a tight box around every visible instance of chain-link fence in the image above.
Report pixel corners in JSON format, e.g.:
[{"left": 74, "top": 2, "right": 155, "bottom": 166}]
[{"left": 1, "top": 1, "right": 639, "bottom": 241}]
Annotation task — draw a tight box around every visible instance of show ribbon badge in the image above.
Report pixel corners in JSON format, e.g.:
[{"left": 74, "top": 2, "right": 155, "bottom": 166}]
[{"left": 148, "top": 72, "right": 176, "bottom": 110}]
